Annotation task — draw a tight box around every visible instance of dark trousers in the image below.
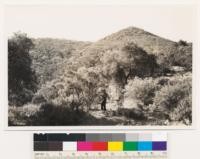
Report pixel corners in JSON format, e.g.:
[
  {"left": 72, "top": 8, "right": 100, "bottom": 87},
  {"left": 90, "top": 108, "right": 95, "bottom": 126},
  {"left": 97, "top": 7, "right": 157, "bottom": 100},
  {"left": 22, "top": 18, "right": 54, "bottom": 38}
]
[{"left": 101, "top": 101, "right": 106, "bottom": 110}]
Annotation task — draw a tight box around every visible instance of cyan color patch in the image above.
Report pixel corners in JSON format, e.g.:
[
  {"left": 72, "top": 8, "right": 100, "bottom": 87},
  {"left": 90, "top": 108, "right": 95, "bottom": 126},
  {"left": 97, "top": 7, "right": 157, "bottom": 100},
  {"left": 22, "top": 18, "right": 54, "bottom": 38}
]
[{"left": 138, "top": 142, "right": 152, "bottom": 151}]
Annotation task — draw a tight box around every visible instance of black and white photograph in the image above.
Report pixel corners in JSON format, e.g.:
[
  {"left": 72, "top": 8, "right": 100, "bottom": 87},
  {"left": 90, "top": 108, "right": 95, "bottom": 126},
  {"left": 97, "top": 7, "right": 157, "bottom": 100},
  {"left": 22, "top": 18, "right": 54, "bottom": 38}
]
[{"left": 6, "top": 5, "right": 194, "bottom": 127}]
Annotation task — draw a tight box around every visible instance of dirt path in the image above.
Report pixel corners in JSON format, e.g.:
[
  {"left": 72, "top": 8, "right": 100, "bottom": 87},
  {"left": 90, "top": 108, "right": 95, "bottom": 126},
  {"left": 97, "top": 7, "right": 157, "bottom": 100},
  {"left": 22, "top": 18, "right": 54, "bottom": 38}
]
[
  {"left": 83, "top": 109, "right": 168, "bottom": 126},
  {"left": 82, "top": 109, "right": 136, "bottom": 125}
]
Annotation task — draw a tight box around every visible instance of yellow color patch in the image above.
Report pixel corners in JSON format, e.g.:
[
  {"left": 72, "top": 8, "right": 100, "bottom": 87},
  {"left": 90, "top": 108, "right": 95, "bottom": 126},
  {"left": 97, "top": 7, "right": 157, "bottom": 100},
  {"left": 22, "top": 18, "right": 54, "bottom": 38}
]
[{"left": 108, "top": 142, "right": 123, "bottom": 151}]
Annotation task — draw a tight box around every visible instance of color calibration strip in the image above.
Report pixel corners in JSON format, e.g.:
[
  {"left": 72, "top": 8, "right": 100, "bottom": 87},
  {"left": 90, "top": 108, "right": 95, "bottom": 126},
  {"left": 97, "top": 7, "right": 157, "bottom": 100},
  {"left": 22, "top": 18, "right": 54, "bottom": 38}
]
[
  {"left": 34, "top": 133, "right": 167, "bottom": 159},
  {"left": 34, "top": 133, "right": 167, "bottom": 151},
  {"left": 34, "top": 141, "right": 166, "bottom": 151}
]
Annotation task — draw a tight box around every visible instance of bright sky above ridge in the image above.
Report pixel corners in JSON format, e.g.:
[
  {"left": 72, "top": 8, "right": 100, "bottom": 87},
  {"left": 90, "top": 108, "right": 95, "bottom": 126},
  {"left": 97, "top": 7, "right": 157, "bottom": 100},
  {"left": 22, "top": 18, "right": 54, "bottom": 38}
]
[{"left": 5, "top": 5, "right": 196, "bottom": 42}]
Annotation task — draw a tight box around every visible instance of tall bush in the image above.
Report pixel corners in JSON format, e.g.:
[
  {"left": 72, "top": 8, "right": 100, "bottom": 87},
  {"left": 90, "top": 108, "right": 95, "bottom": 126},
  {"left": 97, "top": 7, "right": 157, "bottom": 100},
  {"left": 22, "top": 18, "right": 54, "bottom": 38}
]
[
  {"left": 8, "top": 32, "right": 37, "bottom": 106},
  {"left": 154, "top": 76, "right": 192, "bottom": 123},
  {"left": 124, "top": 78, "right": 159, "bottom": 111}
]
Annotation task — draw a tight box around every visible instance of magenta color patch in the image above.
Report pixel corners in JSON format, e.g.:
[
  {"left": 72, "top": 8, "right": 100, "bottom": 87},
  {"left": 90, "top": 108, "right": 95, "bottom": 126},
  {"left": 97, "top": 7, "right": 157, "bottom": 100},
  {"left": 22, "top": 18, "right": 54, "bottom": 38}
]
[{"left": 77, "top": 142, "right": 93, "bottom": 151}]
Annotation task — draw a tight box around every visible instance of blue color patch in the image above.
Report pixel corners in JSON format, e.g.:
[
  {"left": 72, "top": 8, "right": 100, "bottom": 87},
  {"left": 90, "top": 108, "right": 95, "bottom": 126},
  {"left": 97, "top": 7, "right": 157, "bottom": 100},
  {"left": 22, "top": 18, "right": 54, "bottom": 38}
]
[{"left": 138, "top": 142, "right": 152, "bottom": 151}]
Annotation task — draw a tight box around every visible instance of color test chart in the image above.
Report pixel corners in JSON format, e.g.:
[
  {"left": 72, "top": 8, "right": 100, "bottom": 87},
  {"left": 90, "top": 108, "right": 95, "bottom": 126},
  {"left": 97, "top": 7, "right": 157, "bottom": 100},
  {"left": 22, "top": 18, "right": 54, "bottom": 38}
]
[{"left": 33, "top": 133, "right": 167, "bottom": 159}]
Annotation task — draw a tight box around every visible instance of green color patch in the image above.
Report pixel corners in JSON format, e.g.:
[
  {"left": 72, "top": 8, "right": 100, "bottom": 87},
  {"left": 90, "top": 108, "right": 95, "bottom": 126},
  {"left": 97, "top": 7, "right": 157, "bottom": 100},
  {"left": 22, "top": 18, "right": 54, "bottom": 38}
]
[{"left": 123, "top": 142, "right": 138, "bottom": 151}]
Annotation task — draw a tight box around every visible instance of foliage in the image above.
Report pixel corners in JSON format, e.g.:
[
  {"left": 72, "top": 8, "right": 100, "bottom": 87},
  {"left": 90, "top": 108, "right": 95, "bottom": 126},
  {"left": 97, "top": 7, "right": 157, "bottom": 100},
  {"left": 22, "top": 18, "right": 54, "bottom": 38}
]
[
  {"left": 178, "top": 40, "right": 188, "bottom": 46},
  {"left": 115, "top": 108, "right": 146, "bottom": 120},
  {"left": 89, "top": 26, "right": 188, "bottom": 72},
  {"left": 28, "top": 103, "right": 84, "bottom": 126},
  {"left": 30, "top": 38, "right": 90, "bottom": 86},
  {"left": 36, "top": 42, "right": 160, "bottom": 111},
  {"left": 157, "top": 41, "right": 192, "bottom": 72},
  {"left": 35, "top": 65, "right": 107, "bottom": 111},
  {"left": 8, "top": 104, "right": 40, "bottom": 126},
  {"left": 173, "top": 42, "right": 192, "bottom": 70},
  {"left": 8, "top": 32, "right": 37, "bottom": 106},
  {"left": 121, "top": 43, "right": 159, "bottom": 78},
  {"left": 154, "top": 75, "right": 192, "bottom": 123},
  {"left": 8, "top": 28, "right": 192, "bottom": 126},
  {"left": 169, "top": 94, "right": 192, "bottom": 125},
  {"left": 99, "top": 43, "right": 159, "bottom": 86},
  {"left": 124, "top": 74, "right": 192, "bottom": 125},
  {"left": 124, "top": 77, "right": 159, "bottom": 111},
  {"left": 8, "top": 103, "right": 87, "bottom": 126}
]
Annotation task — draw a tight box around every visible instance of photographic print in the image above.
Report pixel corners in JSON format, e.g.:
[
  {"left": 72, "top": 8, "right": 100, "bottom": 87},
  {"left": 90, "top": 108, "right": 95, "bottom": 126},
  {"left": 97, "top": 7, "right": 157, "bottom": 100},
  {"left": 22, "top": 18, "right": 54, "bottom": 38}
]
[{"left": 6, "top": 5, "right": 195, "bottom": 127}]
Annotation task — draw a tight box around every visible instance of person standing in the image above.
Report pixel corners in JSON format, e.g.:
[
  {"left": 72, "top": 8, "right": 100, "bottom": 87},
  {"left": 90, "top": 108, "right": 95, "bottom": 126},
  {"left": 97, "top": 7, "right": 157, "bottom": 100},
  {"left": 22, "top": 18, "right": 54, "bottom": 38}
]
[{"left": 101, "top": 89, "right": 109, "bottom": 111}]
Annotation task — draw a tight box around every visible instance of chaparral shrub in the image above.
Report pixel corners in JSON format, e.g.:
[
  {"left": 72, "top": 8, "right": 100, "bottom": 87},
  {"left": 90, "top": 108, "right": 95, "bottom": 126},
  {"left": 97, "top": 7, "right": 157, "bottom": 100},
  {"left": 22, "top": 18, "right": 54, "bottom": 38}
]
[
  {"left": 154, "top": 76, "right": 192, "bottom": 124},
  {"left": 124, "top": 77, "right": 159, "bottom": 111}
]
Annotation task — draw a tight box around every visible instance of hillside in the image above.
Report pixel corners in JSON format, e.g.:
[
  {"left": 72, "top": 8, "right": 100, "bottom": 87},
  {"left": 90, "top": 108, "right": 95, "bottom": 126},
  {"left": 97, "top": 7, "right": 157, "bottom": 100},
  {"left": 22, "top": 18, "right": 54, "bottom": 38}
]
[
  {"left": 79, "top": 26, "right": 192, "bottom": 70},
  {"left": 8, "top": 27, "right": 192, "bottom": 126},
  {"left": 80, "top": 27, "right": 176, "bottom": 56},
  {"left": 30, "top": 38, "right": 91, "bottom": 85}
]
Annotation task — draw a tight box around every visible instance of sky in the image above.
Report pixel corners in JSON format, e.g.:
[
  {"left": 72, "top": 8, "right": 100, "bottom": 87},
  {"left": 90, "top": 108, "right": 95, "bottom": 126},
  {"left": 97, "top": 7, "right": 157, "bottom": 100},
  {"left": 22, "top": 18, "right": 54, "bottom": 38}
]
[{"left": 4, "top": 5, "right": 197, "bottom": 42}]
